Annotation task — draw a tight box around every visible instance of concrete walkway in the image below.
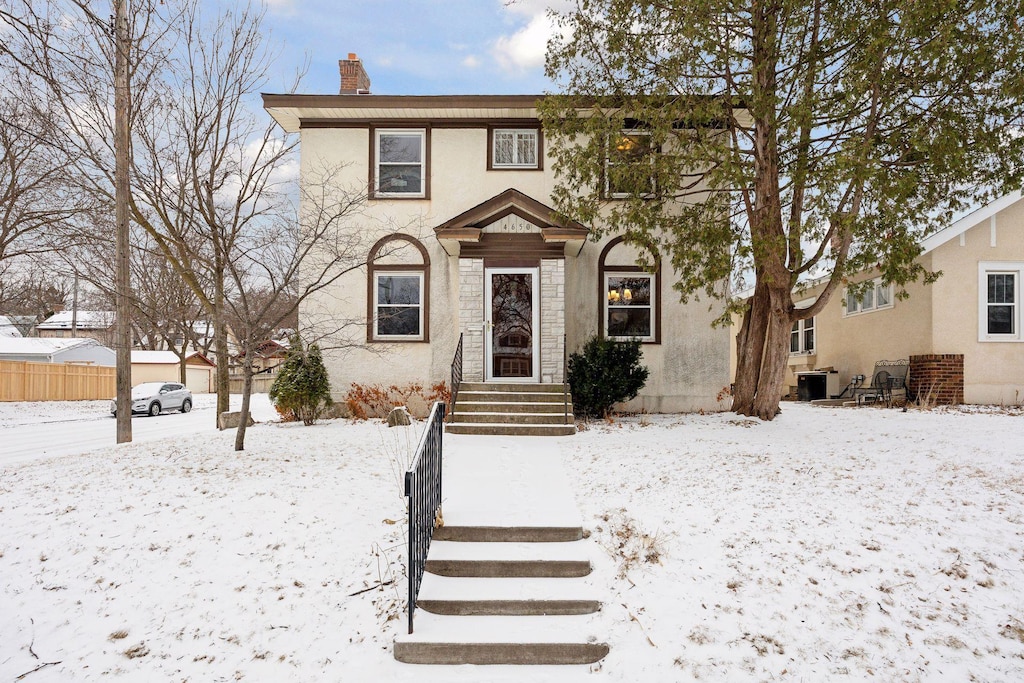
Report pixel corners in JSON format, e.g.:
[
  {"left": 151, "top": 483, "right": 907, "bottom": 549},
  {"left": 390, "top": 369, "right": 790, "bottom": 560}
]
[
  {"left": 394, "top": 432, "right": 609, "bottom": 665},
  {"left": 441, "top": 433, "right": 582, "bottom": 530}
]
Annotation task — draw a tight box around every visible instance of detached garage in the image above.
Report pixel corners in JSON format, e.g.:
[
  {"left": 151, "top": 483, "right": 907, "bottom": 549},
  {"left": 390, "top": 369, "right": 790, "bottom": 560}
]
[{"left": 131, "top": 350, "right": 215, "bottom": 394}]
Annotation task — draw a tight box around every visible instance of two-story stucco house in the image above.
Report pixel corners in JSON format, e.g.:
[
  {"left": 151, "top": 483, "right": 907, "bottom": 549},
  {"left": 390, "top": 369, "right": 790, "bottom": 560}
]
[
  {"left": 263, "top": 55, "right": 730, "bottom": 420},
  {"left": 776, "top": 189, "right": 1024, "bottom": 406}
]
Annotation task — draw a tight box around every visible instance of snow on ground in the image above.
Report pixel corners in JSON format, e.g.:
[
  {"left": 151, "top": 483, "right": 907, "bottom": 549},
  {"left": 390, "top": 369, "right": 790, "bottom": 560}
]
[
  {"left": 1, "top": 401, "right": 1023, "bottom": 681},
  {"left": 0, "top": 394, "right": 279, "bottom": 466}
]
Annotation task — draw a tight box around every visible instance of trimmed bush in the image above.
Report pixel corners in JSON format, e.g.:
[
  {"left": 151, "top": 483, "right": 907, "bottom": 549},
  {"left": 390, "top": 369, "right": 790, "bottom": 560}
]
[
  {"left": 567, "top": 335, "right": 649, "bottom": 419},
  {"left": 268, "top": 336, "right": 332, "bottom": 425}
]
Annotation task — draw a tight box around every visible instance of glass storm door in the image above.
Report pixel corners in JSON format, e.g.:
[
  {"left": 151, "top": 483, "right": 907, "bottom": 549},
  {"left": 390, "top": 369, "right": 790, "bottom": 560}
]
[{"left": 485, "top": 268, "right": 539, "bottom": 382}]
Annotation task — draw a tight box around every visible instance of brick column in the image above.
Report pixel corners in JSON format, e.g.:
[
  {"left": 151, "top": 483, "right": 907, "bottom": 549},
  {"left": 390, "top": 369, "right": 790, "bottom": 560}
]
[
  {"left": 909, "top": 354, "right": 964, "bottom": 405},
  {"left": 459, "top": 259, "right": 484, "bottom": 382},
  {"left": 540, "top": 259, "right": 566, "bottom": 383}
]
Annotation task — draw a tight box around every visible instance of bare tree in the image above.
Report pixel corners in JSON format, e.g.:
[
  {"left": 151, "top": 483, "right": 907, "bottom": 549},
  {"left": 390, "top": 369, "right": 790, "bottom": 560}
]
[{"left": 222, "top": 160, "right": 396, "bottom": 450}]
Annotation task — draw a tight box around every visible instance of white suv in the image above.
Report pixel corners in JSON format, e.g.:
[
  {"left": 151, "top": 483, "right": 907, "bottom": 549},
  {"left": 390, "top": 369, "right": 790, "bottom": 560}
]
[{"left": 111, "top": 382, "right": 193, "bottom": 417}]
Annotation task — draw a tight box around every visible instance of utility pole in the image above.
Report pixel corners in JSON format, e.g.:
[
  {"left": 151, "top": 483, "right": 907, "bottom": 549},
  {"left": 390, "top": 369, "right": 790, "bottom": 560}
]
[{"left": 114, "top": 0, "right": 132, "bottom": 443}]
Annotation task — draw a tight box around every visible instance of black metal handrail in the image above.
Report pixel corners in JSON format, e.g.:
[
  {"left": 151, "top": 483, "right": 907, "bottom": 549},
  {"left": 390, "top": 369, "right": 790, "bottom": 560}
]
[
  {"left": 563, "top": 334, "right": 570, "bottom": 424},
  {"left": 404, "top": 400, "right": 446, "bottom": 634},
  {"left": 449, "top": 332, "right": 463, "bottom": 416}
]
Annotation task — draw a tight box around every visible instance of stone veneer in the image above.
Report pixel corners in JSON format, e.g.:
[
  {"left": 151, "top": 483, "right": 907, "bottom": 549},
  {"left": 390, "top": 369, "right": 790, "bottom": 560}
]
[
  {"left": 540, "top": 259, "right": 566, "bottom": 383},
  {"left": 909, "top": 354, "right": 964, "bottom": 405},
  {"left": 458, "top": 259, "right": 484, "bottom": 382},
  {"left": 458, "top": 258, "right": 565, "bottom": 383}
]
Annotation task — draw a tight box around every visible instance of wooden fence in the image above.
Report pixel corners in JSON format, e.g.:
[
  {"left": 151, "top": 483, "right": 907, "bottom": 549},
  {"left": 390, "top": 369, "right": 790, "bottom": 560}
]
[
  {"left": 228, "top": 375, "right": 276, "bottom": 394},
  {"left": 0, "top": 361, "right": 116, "bottom": 402}
]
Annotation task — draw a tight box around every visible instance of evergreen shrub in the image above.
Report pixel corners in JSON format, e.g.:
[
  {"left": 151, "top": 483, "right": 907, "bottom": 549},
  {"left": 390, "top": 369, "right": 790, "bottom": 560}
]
[
  {"left": 268, "top": 335, "right": 332, "bottom": 425},
  {"left": 567, "top": 335, "right": 649, "bottom": 419}
]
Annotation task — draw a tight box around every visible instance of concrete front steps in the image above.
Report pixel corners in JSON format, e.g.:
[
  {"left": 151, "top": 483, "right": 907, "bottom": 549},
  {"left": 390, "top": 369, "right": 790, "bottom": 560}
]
[
  {"left": 446, "top": 382, "right": 576, "bottom": 436},
  {"left": 393, "top": 524, "right": 608, "bottom": 665}
]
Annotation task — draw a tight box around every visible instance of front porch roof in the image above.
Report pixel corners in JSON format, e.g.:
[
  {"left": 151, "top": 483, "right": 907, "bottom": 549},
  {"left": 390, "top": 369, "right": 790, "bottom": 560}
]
[{"left": 435, "top": 189, "right": 589, "bottom": 256}]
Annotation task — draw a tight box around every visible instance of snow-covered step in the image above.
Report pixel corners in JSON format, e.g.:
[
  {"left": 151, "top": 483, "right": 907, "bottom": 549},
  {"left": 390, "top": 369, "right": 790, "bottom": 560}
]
[
  {"left": 447, "top": 383, "right": 575, "bottom": 436},
  {"left": 456, "top": 401, "right": 568, "bottom": 413},
  {"left": 425, "top": 540, "right": 593, "bottom": 578},
  {"left": 454, "top": 411, "right": 573, "bottom": 425},
  {"left": 416, "top": 574, "right": 601, "bottom": 616},
  {"left": 393, "top": 613, "right": 609, "bottom": 665},
  {"left": 445, "top": 423, "right": 576, "bottom": 436},
  {"left": 433, "top": 525, "right": 583, "bottom": 543}
]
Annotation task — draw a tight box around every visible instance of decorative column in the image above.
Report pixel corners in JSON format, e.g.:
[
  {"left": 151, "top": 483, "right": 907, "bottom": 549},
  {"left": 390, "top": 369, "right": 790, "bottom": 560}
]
[
  {"left": 540, "top": 259, "right": 566, "bottom": 383},
  {"left": 458, "top": 259, "right": 485, "bottom": 382}
]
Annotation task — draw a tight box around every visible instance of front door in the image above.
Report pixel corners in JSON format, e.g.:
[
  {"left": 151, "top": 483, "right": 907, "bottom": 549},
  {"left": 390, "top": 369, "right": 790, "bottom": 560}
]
[{"left": 485, "top": 267, "right": 539, "bottom": 382}]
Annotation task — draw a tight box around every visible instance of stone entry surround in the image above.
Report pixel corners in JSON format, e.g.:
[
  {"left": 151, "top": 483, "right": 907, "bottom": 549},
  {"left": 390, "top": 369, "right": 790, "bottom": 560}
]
[{"left": 458, "top": 258, "right": 565, "bottom": 384}]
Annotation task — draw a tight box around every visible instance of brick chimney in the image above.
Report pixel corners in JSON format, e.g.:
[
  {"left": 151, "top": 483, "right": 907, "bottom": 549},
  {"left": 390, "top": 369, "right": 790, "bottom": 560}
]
[{"left": 339, "top": 53, "right": 371, "bottom": 94}]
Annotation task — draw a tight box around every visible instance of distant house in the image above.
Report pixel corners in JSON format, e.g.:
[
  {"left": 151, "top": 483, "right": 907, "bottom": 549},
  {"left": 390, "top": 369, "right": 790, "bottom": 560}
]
[
  {"left": 232, "top": 339, "right": 288, "bottom": 376},
  {"left": 131, "top": 349, "right": 215, "bottom": 393},
  {"left": 37, "top": 311, "right": 116, "bottom": 346},
  {"left": 0, "top": 337, "right": 116, "bottom": 366},
  {"left": 770, "top": 190, "right": 1024, "bottom": 405},
  {"left": 0, "top": 315, "right": 22, "bottom": 338}
]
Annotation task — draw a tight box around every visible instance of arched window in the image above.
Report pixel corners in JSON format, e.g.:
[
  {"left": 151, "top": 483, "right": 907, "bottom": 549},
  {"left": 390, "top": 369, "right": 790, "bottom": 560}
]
[
  {"left": 597, "top": 236, "right": 661, "bottom": 343},
  {"left": 367, "top": 234, "right": 430, "bottom": 342}
]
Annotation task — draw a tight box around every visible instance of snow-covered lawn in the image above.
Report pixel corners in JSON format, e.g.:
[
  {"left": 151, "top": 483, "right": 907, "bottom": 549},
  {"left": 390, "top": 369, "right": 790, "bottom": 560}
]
[{"left": 2, "top": 401, "right": 1023, "bottom": 681}]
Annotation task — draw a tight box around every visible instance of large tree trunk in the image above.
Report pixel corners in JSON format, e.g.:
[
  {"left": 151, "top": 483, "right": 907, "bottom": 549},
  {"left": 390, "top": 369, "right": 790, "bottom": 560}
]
[
  {"left": 731, "top": 276, "right": 770, "bottom": 415},
  {"left": 751, "top": 286, "right": 793, "bottom": 420}
]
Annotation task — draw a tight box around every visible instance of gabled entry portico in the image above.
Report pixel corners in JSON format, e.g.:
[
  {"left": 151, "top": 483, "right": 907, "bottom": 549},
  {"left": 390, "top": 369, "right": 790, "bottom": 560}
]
[{"left": 436, "top": 189, "right": 588, "bottom": 385}]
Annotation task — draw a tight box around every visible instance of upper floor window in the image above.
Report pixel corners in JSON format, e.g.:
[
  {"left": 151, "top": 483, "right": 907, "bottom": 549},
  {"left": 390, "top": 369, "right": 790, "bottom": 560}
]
[
  {"left": 790, "top": 316, "right": 815, "bottom": 354},
  {"left": 844, "top": 279, "right": 893, "bottom": 316},
  {"left": 490, "top": 128, "right": 540, "bottom": 169},
  {"left": 374, "top": 129, "right": 426, "bottom": 198},
  {"left": 604, "top": 131, "right": 656, "bottom": 199},
  {"left": 979, "top": 261, "right": 1023, "bottom": 341}
]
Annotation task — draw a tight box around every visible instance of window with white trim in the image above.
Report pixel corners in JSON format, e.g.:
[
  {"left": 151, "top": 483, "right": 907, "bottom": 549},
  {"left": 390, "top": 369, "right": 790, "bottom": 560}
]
[
  {"left": 373, "top": 273, "right": 423, "bottom": 339},
  {"left": 605, "top": 273, "right": 654, "bottom": 341},
  {"left": 790, "top": 316, "right": 815, "bottom": 354},
  {"left": 491, "top": 129, "right": 538, "bottom": 168},
  {"left": 978, "top": 262, "right": 1023, "bottom": 341},
  {"left": 844, "top": 279, "right": 894, "bottom": 316},
  {"left": 375, "top": 129, "right": 425, "bottom": 197}
]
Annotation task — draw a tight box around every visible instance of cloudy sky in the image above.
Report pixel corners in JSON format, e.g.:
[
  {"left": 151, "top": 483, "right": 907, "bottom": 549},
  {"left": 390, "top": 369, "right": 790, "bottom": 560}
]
[{"left": 261, "top": 0, "right": 567, "bottom": 96}]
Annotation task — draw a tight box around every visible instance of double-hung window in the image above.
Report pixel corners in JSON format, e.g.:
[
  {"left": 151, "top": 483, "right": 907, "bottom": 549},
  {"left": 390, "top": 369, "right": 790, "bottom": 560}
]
[
  {"left": 375, "top": 129, "right": 426, "bottom": 197},
  {"left": 604, "top": 131, "right": 656, "bottom": 198},
  {"left": 979, "top": 262, "right": 1023, "bottom": 341},
  {"left": 790, "top": 316, "right": 815, "bottom": 354},
  {"left": 491, "top": 128, "right": 539, "bottom": 169},
  {"left": 374, "top": 273, "right": 423, "bottom": 339},
  {"left": 844, "top": 279, "right": 893, "bottom": 316},
  {"left": 605, "top": 273, "right": 655, "bottom": 341}
]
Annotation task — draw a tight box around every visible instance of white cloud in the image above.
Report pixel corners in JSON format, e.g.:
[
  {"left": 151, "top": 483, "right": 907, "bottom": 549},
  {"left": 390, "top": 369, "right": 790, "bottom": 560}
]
[
  {"left": 263, "top": 0, "right": 296, "bottom": 12},
  {"left": 462, "top": 55, "right": 481, "bottom": 69},
  {"left": 492, "top": 12, "right": 553, "bottom": 73},
  {"left": 491, "top": 1, "right": 574, "bottom": 75}
]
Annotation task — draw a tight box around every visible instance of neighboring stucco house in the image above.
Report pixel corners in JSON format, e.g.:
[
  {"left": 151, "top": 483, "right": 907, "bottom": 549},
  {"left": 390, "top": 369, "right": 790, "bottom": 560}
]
[
  {"left": 0, "top": 337, "right": 116, "bottom": 365},
  {"left": 774, "top": 190, "right": 1024, "bottom": 405},
  {"left": 262, "top": 55, "right": 730, "bottom": 412}
]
